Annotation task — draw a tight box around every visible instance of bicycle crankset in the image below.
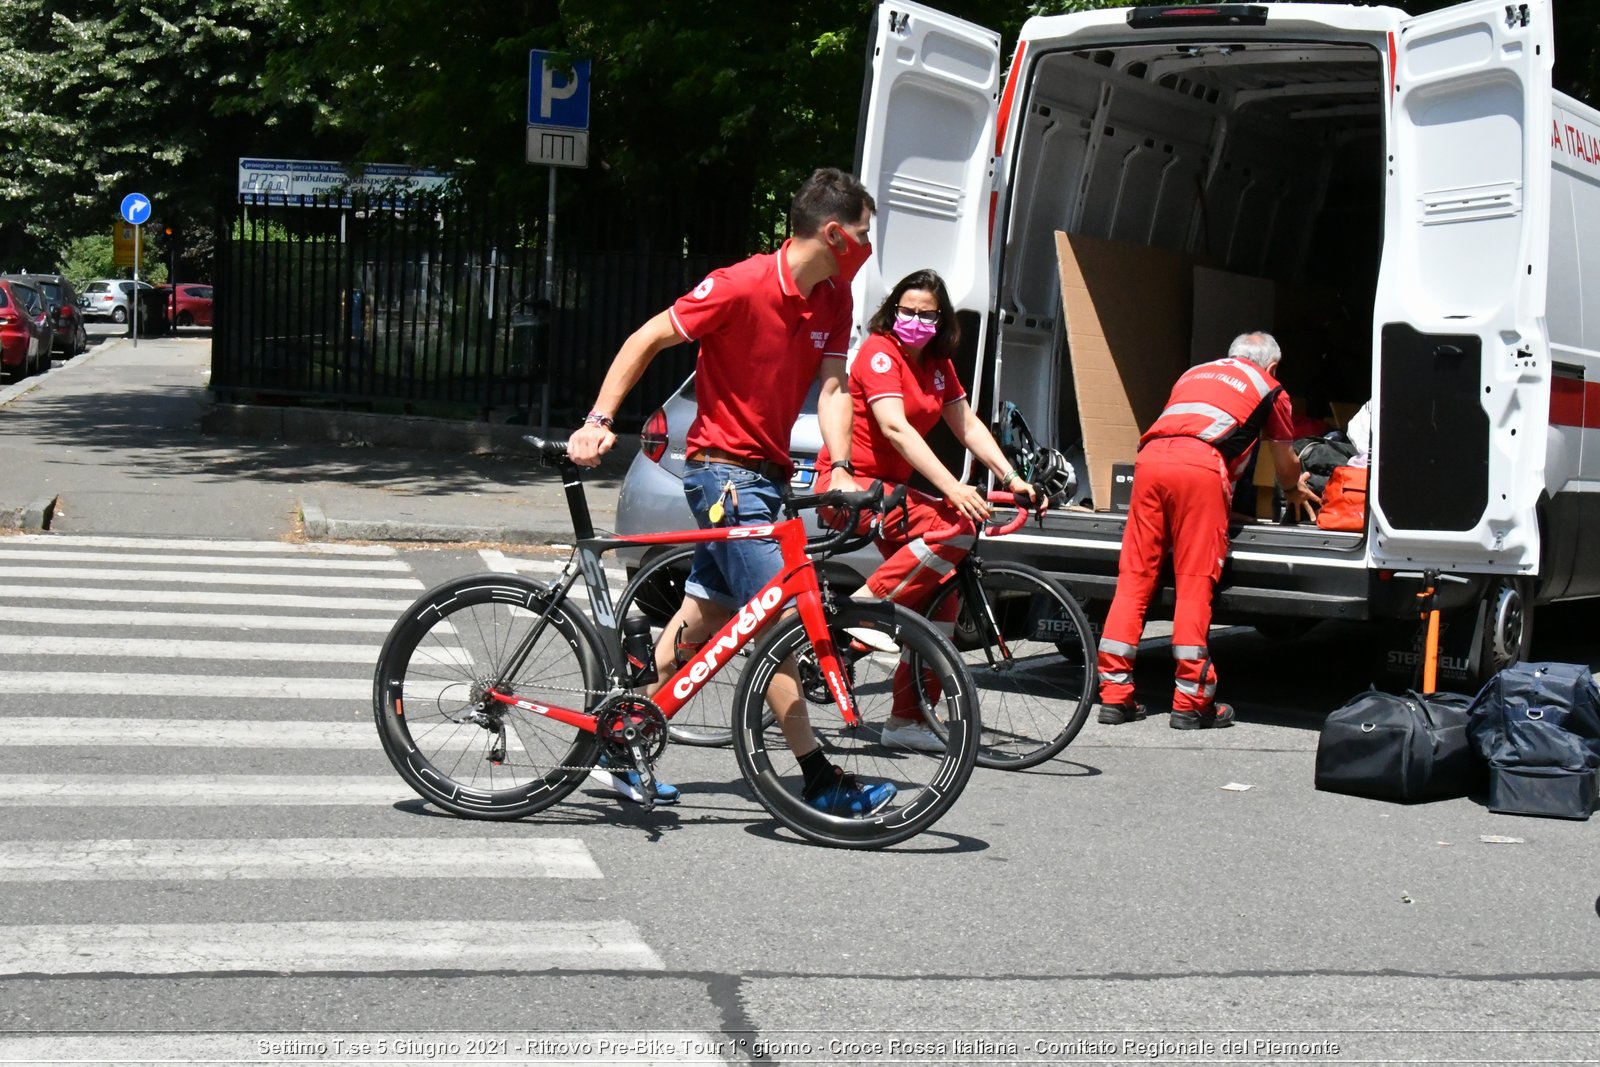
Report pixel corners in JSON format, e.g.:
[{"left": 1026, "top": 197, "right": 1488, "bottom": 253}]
[{"left": 594, "top": 694, "right": 670, "bottom": 812}]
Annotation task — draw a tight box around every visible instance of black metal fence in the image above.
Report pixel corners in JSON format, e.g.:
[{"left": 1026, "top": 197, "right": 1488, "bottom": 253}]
[{"left": 213, "top": 191, "right": 768, "bottom": 429}]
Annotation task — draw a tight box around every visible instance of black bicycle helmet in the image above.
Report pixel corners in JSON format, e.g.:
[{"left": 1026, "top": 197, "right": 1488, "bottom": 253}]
[{"left": 1028, "top": 446, "right": 1077, "bottom": 505}]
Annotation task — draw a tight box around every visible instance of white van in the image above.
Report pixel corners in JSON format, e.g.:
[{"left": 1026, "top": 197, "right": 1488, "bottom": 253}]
[{"left": 853, "top": 0, "right": 1600, "bottom": 688}]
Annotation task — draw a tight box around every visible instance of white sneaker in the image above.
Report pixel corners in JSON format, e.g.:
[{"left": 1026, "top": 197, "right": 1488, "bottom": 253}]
[
  {"left": 844, "top": 626, "right": 900, "bottom": 655},
  {"left": 880, "top": 719, "right": 946, "bottom": 752}
]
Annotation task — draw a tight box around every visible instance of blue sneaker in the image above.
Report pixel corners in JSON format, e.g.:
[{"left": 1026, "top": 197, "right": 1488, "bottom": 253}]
[
  {"left": 806, "top": 776, "right": 897, "bottom": 816},
  {"left": 591, "top": 754, "right": 679, "bottom": 805}
]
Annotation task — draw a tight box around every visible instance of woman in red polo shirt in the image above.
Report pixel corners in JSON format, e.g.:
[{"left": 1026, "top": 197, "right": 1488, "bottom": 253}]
[{"left": 819, "top": 269, "right": 1033, "bottom": 752}]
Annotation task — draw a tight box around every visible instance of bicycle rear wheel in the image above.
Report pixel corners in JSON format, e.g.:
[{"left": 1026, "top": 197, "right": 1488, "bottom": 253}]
[
  {"left": 374, "top": 574, "right": 604, "bottom": 819},
  {"left": 616, "top": 546, "right": 741, "bottom": 746},
  {"left": 731, "top": 600, "right": 980, "bottom": 849},
  {"left": 922, "top": 561, "right": 1096, "bottom": 770}
]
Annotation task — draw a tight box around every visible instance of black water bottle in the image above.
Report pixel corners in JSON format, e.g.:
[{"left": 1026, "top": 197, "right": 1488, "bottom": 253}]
[{"left": 620, "top": 617, "right": 658, "bottom": 687}]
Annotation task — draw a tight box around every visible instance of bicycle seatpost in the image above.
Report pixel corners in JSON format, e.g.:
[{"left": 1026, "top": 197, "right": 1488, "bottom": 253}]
[{"left": 524, "top": 435, "right": 594, "bottom": 541}]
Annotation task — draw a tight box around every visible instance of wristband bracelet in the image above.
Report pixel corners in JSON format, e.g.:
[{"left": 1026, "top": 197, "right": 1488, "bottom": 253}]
[
  {"left": 829, "top": 460, "right": 855, "bottom": 473},
  {"left": 583, "top": 411, "right": 614, "bottom": 430},
  {"left": 1000, "top": 469, "right": 1021, "bottom": 485}
]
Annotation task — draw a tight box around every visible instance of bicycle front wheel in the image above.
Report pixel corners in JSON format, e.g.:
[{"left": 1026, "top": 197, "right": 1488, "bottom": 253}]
[
  {"left": 374, "top": 574, "right": 604, "bottom": 819},
  {"left": 731, "top": 600, "right": 980, "bottom": 849},
  {"left": 922, "top": 561, "right": 1097, "bottom": 769},
  {"left": 616, "top": 546, "right": 740, "bottom": 746}
]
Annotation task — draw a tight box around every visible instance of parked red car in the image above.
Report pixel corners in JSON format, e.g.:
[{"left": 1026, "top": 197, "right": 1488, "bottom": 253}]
[
  {"left": 0, "top": 278, "right": 54, "bottom": 381},
  {"left": 158, "top": 283, "right": 213, "bottom": 328}
]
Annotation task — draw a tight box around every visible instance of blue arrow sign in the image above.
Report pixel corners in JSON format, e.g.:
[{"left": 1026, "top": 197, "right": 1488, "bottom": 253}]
[{"left": 120, "top": 193, "right": 152, "bottom": 226}]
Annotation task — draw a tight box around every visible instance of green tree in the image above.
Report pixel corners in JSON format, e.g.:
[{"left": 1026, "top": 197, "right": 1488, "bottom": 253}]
[{"left": 0, "top": 0, "right": 340, "bottom": 270}]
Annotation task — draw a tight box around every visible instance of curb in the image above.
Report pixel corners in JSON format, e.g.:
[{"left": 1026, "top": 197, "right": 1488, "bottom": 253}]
[
  {"left": 0, "top": 495, "right": 59, "bottom": 532},
  {"left": 298, "top": 500, "right": 579, "bottom": 546}
]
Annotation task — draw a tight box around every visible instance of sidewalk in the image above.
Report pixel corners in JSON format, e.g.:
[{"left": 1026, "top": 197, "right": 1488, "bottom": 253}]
[{"left": 0, "top": 333, "right": 632, "bottom": 545}]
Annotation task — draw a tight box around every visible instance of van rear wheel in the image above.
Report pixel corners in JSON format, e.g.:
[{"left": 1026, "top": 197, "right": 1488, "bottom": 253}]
[{"left": 1475, "top": 576, "right": 1533, "bottom": 685}]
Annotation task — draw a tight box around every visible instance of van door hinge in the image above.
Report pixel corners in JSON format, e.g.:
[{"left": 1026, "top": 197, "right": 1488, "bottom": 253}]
[
  {"left": 1504, "top": 4, "right": 1530, "bottom": 28},
  {"left": 888, "top": 10, "right": 910, "bottom": 35}
]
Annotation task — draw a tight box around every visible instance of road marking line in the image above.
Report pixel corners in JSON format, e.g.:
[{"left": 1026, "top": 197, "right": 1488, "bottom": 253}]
[
  {"left": 0, "top": 566, "right": 422, "bottom": 589},
  {"left": 0, "top": 635, "right": 383, "bottom": 662},
  {"left": 0, "top": 606, "right": 408, "bottom": 632},
  {"left": 0, "top": 718, "right": 369, "bottom": 747},
  {"left": 0, "top": 838, "right": 602, "bottom": 880},
  {"left": 0, "top": 549, "right": 412, "bottom": 571},
  {"left": 2, "top": 585, "right": 416, "bottom": 611},
  {"left": 0, "top": 674, "right": 374, "bottom": 699},
  {"left": 4, "top": 534, "right": 396, "bottom": 555},
  {"left": 0, "top": 920, "right": 662, "bottom": 974},
  {"left": 0, "top": 775, "right": 416, "bottom": 805}
]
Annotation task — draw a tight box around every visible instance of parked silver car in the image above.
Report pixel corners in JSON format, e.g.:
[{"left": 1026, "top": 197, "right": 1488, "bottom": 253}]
[
  {"left": 79, "top": 278, "right": 153, "bottom": 324},
  {"left": 614, "top": 373, "right": 873, "bottom": 596}
]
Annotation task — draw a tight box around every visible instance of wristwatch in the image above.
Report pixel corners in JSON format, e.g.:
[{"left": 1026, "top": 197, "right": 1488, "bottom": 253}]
[{"left": 829, "top": 460, "right": 855, "bottom": 474}]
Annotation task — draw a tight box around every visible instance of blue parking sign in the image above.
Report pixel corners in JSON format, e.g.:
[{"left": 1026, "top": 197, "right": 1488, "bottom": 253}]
[{"left": 527, "top": 51, "right": 590, "bottom": 131}]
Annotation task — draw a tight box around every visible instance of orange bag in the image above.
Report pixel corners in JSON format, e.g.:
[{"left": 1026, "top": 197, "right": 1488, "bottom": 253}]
[{"left": 1316, "top": 465, "right": 1367, "bottom": 531}]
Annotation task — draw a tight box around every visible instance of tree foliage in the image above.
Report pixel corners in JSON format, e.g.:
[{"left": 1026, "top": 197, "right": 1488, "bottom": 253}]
[
  {"left": 0, "top": 0, "right": 335, "bottom": 271},
  {"left": 2, "top": 0, "right": 1596, "bottom": 271}
]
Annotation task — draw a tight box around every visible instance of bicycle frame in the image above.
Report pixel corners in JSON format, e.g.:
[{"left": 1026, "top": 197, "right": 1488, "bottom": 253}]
[{"left": 482, "top": 514, "right": 861, "bottom": 734}]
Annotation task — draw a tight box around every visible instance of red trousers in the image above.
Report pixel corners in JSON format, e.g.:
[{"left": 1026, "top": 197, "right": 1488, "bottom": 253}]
[
  {"left": 857, "top": 484, "right": 976, "bottom": 721},
  {"left": 1096, "top": 437, "right": 1232, "bottom": 713}
]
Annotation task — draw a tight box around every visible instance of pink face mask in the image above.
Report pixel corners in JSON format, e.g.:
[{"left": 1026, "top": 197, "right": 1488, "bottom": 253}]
[{"left": 892, "top": 317, "right": 938, "bottom": 348}]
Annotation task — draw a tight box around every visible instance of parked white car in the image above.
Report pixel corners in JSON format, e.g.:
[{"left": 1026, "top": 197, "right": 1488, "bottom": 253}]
[{"left": 79, "top": 279, "right": 153, "bottom": 324}]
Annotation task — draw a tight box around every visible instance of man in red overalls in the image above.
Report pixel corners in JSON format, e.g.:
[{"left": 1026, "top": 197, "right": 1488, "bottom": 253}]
[{"left": 1095, "top": 332, "right": 1319, "bottom": 729}]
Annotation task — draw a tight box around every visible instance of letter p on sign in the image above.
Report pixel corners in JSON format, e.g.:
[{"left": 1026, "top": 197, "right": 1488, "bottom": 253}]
[{"left": 528, "top": 51, "right": 590, "bottom": 131}]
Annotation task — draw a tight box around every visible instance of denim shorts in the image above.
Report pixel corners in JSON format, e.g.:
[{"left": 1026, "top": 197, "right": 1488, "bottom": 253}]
[{"left": 681, "top": 461, "right": 785, "bottom": 610}]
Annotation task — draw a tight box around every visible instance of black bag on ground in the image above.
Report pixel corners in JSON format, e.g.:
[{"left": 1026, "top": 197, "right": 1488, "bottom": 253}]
[
  {"left": 1466, "top": 662, "right": 1600, "bottom": 820},
  {"left": 1315, "top": 689, "right": 1479, "bottom": 802}
]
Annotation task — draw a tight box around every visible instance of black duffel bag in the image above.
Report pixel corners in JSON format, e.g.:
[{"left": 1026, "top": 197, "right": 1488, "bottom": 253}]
[
  {"left": 1315, "top": 689, "right": 1479, "bottom": 802},
  {"left": 1467, "top": 662, "right": 1600, "bottom": 820}
]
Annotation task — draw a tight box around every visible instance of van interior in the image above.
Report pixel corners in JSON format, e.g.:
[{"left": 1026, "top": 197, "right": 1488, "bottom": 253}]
[{"left": 992, "top": 37, "right": 1385, "bottom": 519}]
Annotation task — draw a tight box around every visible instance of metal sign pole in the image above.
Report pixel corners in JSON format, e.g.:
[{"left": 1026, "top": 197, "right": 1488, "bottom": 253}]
[
  {"left": 540, "top": 166, "right": 556, "bottom": 434},
  {"left": 132, "top": 225, "right": 141, "bottom": 349}
]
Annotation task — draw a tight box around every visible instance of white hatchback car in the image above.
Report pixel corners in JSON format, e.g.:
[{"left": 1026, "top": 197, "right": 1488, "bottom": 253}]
[{"left": 79, "top": 279, "right": 153, "bottom": 324}]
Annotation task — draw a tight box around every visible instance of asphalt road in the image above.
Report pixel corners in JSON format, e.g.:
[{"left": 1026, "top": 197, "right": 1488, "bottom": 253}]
[{"left": 0, "top": 332, "right": 1597, "bottom": 1065}]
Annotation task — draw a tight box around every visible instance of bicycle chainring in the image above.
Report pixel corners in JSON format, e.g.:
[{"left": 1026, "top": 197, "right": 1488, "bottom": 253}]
[{"left": 594, "top": 694, "right": 669, "bottom": 764}]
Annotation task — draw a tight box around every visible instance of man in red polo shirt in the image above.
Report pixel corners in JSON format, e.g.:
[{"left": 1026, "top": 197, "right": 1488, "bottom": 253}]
[
  {"left": 1095, "top": 332, "right": 1319, "bottom": 730},
  {"left": 569, "top": 167, "right": 893, "bottom": 814}
]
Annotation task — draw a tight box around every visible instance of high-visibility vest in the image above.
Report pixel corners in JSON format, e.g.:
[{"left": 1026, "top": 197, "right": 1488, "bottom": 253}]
[{"left": 1140, "top": 357, "right": 1285, "bottom": 480}]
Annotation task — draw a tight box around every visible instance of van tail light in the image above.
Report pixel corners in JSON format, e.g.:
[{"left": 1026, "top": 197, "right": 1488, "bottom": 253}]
[
  {"left": 1127, "top": 5, "right": 1267, "bottom": 27},
  {"left": 640, "top": 409, "right": 669, "bottom": 464}
]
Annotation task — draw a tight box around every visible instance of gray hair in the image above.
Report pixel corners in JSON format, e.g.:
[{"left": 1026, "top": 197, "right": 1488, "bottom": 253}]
[{"left": 1228, "top": 331, "right": 1281, "bottom": 370}]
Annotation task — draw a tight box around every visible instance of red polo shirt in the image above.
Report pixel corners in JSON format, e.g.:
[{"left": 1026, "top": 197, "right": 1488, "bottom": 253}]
[
  {"left": 669, "top": 240, "right": 852, "bottom": 474},
  {"left": 817, "top": 333, "right": 965, "bottom": 486}
]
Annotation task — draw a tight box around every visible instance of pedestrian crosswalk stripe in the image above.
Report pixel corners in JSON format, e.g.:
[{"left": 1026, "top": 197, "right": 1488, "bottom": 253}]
[
  {"left": 4, "top": 584, "right": 417, "bottom": 611},
  {"left": 0, "top": 775, "right": 417, "bottom": 805},
  {"left": 0, "top": 719, "right": 376, "bottom": 747},
  {"left": 0, "top": 674, "right": 376, "bottom": 699},
  {"left": 0, "top": 566, "right": 423, "bottom": 590},
  {"left": 0, "top": 838, "right": 603, "bottom": 880},
  {"left": 0, "top": 548, "right": 413, "bottom": 571},
  {"left": 5, "top": 534, "right": 397, "bottom": 555},
  {"left": 0, "top": 635, "right": 384, "bottom": 662},
  {"left": 0, "top": 606, "right": 408, "bottom": 632},
  {"left": 0, "top": 920, "right": 663, "bottom": 974}
]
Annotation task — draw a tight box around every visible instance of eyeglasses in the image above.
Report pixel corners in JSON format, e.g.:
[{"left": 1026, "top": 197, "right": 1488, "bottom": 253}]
[{"left": 894, "top": 307, "right": 940, "bottom": 325}]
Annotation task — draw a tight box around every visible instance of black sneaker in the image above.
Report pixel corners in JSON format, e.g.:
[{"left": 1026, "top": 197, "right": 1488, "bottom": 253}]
[
  {"left": 1170, "top": 703, "right": 1236, "bottom": 730},
  {"left": 1097, "top": 700, "right": 1148, "bottom": 725}
]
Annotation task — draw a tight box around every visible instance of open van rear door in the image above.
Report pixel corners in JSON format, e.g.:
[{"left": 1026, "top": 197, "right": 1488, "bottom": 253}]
[
  {"left": 854, "top": 2, "right": 1001, "bottom": 337},
  {"left": 1370, "top": 0, "right": 1553, "bottom": 574}
]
